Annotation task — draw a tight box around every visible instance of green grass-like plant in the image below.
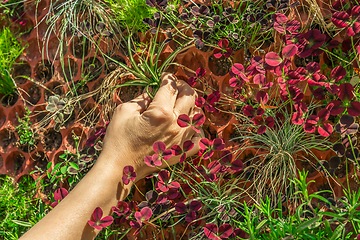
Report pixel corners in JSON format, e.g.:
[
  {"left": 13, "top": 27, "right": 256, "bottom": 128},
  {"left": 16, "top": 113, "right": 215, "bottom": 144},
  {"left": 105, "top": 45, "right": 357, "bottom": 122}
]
[
  {"left": 0, "top": 27, "right": 25, "bottom": 96},
  {"left": 0, "top": 175, "right": 48, "bottom": 239},
  {"left": 232, "top": 101, "right": 333, "bottom": 207},
  {"left": 107, "top": 0, "right": 157, "bottom": 33}
]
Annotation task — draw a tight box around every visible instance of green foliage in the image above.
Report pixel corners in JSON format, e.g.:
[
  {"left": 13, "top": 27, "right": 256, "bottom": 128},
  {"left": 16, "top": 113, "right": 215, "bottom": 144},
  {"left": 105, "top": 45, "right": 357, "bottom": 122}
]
[
  {"left": 232, "top": 101, "right": 332, "bottom": 206},
  {"left": 32, "top": 132, "right": 97, "bottom": 189},
  {"left": 15, "top": 107, "right": 38, "bottom": 147},
  {"left": 0, "top": 175, "right": 48, "bottom": 239},
  {"left": 107, "top": 0, "right": 157, "bottom": 33},
  {"left": 45, "top": 95, "right": 74, "bottom": 132},
  {"left": 234, "top": 169, "right": 357, "bottom": 239},
  {"left": 0, "top": 27, "right": 24, "bottom": 95},
  {"left": 113, "top": 32, "right": 190, "bottom": 98}
]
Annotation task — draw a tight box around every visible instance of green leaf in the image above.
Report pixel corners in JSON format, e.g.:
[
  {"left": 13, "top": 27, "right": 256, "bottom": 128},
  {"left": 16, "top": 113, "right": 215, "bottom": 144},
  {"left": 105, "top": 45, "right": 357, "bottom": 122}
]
[
  {"left": 54, "top": 123, "right": 61, "bottom": 132},
  {"left": 46, "top": 103, "right": 57, "bottom": 113},
  {"left": 69, "top": 162, "right": 79, "bottom": 170},
  {"left": 51, "top": 163, "right": 62, "bottom": 174},
  {"left": 310, "top": 195, "right": 331, "bottom": 204},
  {"left": 329, "top": 224, "right": 344, "bottom": 240},
  {"left": 12, "top": 220, "right": 33, "bottom": 227},
  {"left": 69, "top": 176, "right": 74, "bottom": 185},
  {"left": 294, "top": 216, "right": 319, "bottom": 232},
  {"left": 48, "top": 95, "right": 59, "bottom": 105},
  {"left": 63, "top": 105, "right": 74, "bottom": 115},
  {"left": 59, "top": 153, "right": 67, "bottom": 160},
  {"left": 318, "top": 211, "right": 346, "bottom": 220},
  {"left": 60, "top": 165, "right": 67, "bottom": 174},
  {"left": 53, "top": 112, "right": 64, "bottom": 123},
  {"left": 255, "top": 219, "right": 268, "bottom": 230}
]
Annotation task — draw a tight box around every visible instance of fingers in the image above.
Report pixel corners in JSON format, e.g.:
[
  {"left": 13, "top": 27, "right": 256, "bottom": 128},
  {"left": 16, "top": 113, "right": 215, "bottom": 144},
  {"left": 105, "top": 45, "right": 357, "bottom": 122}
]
[
  {"left": 120, "top": 92, "right": 152, "bottom": 115},
  {"left": 146, "top": 73, "right": 178, "bottom": 113},
  {"left": 173, "top": 80, "right": 197, "bottom": 117}
]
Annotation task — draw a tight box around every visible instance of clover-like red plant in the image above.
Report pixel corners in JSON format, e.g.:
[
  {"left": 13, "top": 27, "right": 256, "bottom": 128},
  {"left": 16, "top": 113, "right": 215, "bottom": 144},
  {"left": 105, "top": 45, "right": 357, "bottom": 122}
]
[
  {"left": 199, "top": 138, "right": 225, "bottom": 159},
  {"left": 328, "top": 83, "right": 360, "bottom": 117},
  {"left": 220, "top": 150, "right": 243, "bottom": 171},
  {"left": 177, "top": 113, "right": 205, "bottom": 133},
  {"left": 88, "top": 207, "right": 114, "bottom": 230},
  {"left": 304, "top": 104, "right": 334, "bottom": 137},
  {"left": 112, "top": 201, "right": 130, "bottom": 216},
  {"left": 155, "top": 170, "right": 181, "bottom": 192},
  {"left": 122, "top": 165, "right": 137, "bottom": 185},
  {"left": 204, "top": 223, "right": 233, "bottom": 239},
  {"left": 253, "top": 115, "right": 275, "bottom": 135},
  {"left": 188, "top": 67, "right": 206, "bottom": 86},
  {"left": 171, "top": 140, "right": 194, "bottom": 163},
  {"left": 130, "top": 207, "right": 153, "bottom": 229},
  {"left": 229, "top": 63, "right": 249, "bottom": 88},
  {"left": 50, "top": 188, "right": 69, "bottom": 208},
  {"left": 175, "top": 200, "right": 202, "bottom": 222},
  {"left": 332, "top": 6, "right": 360, "bottom": 36},
  {"left": 213, "top": 39, "right": 232, "bottom": 58}
]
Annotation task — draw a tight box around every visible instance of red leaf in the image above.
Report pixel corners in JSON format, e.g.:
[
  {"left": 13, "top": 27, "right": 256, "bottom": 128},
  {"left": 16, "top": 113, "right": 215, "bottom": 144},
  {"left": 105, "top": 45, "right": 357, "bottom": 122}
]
[
  {"left": 217, "top": 38, "right": 229, "bottom": 48},
  {"left": 158, "top": 170, "right": 169, "bottom": 182},
  {"left": 53, "top": 188, "right": 68, "bottom": 201},
  {"left": 348, "top": 101, "right": 360, "bottom": 116},
  {"left": 212, "top": 138, "right": 225, "bottom": 151},
  {"left": 196, "top": 67, "right": 206, "bottom": 78},
  {"left": 338, "top": 83, "right": 355, "bottom": 101},
  {"left": 331, "top": 11, "right": 350, "bottom": 28},
  {"left": 331, "top": 66, "right": 346, "bottom": 82},
  {"left": 192, "top": 113, "right": 205, "bottom": 126},
  {"left": 231, "top": 63, "right": 244, "bottom": 75},
  {"left": 199, "top": 138, "right": 211, "bottom": 150},
  {"left": 273, "top": 13, "right": 287, "bottom": 24},
  {"left": 177, "top": 114, "right": 191, "bottom": 127},
  {"left": 171, "top": 145, "right": 182, "bottom": 156},
  {"left": 93, "top": 207, "right": 103, "bottom": 222},
  {"left": 257, "top": 126, "right": 267, "bottom": 135},
  {"left": 282, "top": 44, "right": 298, "bottom": 59},
  {"left": 256, "top": 91, "right": 269, "bottom": 105},
  {"left": 318, "top": 123, "right": 333, "bottom": 137},
  {"left": 195, "top": 97, "right": 205, "bottom": 107},
  {"left": 99, "top": 216, "right": 114, "bottom": 228},
  {"left": 219, "top": 224, "right": 233, "bottom": 238},
  {"left": 204, "top": 223, "right": 218, "bottom": 239},
  {"left": 153, "top": 141, "right": 166, "bottom": 153},
  {"left": 183, "top": 140, "right": 194, "bottom": 152},
  {"left": 253, "top": 74, "right": 266, "bottom": 86},
  {"left": 265, "top": 52, "right": 282, "bottom": 66}
]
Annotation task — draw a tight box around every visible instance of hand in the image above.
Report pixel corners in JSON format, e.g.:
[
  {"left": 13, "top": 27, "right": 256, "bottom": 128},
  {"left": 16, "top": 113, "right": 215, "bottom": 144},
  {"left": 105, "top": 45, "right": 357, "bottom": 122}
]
[{"left": 99, "top": 73, "right": 203, "bottom": 181}]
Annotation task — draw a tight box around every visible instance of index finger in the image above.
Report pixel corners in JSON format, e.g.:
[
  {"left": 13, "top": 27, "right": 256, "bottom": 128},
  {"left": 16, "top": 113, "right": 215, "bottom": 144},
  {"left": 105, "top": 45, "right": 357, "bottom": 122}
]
[{"left": 146, "top": 72, "right": 178, "bottom": 112}]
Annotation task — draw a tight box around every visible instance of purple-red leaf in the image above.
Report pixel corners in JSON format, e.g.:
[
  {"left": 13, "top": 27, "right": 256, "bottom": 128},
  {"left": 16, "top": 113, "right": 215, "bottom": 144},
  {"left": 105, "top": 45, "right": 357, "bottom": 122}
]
[
  {"left": 199, "top": 138, "right": 211, "bottom": 150},
  {"left": 183, "top": 140, "right": 194, "bottom": 152},
  {"left": 193, "top": 113, "right": 205, "bottom": 126},
  {"left": 265, "top": 52, "right": 282, "bottom": 66},
  {"left": 177, "top": 114, "right": 191, "bottom": 127},
  {"left": 153, "top": 141, "right": 166, "bottom": 154},
  {"left": 282, "top": 44, "right": 298, "bottom": 59},
  {"left": 212, "top": 138, "right": 225, "bottom": 151}
]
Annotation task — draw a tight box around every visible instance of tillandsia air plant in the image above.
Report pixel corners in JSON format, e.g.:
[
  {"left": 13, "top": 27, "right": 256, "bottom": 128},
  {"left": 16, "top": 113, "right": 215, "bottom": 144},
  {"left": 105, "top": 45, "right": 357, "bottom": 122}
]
[{"left": 110, "top": 31, "right": 192, "bottom": 99}]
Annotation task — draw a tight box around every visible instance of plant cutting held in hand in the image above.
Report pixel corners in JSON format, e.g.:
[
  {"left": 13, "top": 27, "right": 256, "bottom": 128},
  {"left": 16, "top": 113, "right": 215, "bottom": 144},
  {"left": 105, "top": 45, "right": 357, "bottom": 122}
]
[{"left": 112, "top": 32, "right": 191, "bottom": 99}]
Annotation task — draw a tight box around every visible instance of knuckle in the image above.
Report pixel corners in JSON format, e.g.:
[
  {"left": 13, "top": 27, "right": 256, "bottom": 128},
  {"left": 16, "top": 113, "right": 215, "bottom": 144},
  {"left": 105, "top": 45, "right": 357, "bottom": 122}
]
[{"left": 152, "top": 107, "right": 174, "bottom": 121}]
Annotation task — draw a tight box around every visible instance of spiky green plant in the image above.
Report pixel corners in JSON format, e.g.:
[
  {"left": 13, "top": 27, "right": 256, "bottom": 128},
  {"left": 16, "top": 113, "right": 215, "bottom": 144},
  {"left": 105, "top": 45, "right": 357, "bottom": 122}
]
[
  {"left": 0, "top": 27, "right": 24, "bottom": 96},
  {"left": 231, "top": 101, "right": 333, "bottom": 207}
]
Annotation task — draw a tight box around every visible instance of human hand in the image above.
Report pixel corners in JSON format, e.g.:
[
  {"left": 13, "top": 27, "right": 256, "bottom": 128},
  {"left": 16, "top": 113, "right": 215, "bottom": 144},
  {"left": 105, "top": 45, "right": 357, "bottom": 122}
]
[{"left": 99, "top": 73, "right": 203, "bottom": 182}]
